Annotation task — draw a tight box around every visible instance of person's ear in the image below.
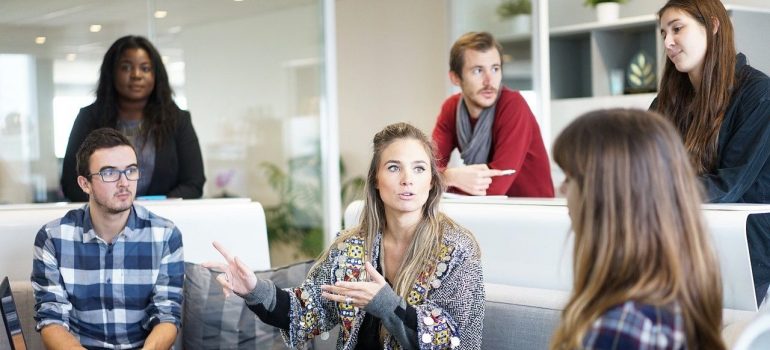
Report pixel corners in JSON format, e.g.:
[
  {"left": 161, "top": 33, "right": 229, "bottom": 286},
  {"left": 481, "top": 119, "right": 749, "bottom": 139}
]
[
  {"left": 77, "top": 175, "right": 92, "bottom": 195},
  {"left": 711, "top": 17, "right": 720, "bottom": 35},
  {"left": 449, "top": 71, "right": 462, "bottom": 86}
]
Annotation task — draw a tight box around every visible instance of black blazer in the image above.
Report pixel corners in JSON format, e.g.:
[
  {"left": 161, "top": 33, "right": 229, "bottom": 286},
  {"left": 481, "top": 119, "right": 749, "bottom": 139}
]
[{"left": 61, "top": 103, "right": 206, "bottom": 202}]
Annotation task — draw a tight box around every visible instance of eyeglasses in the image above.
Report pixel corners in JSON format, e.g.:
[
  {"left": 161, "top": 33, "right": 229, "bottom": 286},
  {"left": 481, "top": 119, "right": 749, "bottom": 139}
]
[{"left": 89, "top": 166, "right": 140, "bottom": 182}]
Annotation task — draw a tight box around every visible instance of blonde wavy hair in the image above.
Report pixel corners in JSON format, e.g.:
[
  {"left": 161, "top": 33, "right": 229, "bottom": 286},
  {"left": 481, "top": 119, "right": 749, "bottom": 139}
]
[
  {"left": 550, "top": 109, "right": 724, "bottom": 349},
  {"left": 314, "top": 122, "right": 464, "bottom": 297}
]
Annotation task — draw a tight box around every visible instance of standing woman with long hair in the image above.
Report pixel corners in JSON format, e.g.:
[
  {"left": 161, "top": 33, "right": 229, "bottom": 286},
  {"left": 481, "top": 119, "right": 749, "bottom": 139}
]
[
  {"left": 205, "top": 122, "right": 484, "bottom": 349},
  {"left": 651, "top": 0, "right": 770, "bottom": 302},
  {"left": 61, "top": 35, "right": 205, "bottom": 202},
  {"left": 550, "top": 109, "right": 724, "bottom": 350}
]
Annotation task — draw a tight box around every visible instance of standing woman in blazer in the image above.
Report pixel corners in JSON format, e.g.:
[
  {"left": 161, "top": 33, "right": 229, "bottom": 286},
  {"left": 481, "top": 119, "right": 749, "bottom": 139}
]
[
  {"left": 61, "top": 35, "right": 205, "bottom": 201},
  {"left": 651, "top": 0, "right": 770, "bottom": 302},
  {"left": 550, "top": 109, "right": 724, "bottom": 350}
]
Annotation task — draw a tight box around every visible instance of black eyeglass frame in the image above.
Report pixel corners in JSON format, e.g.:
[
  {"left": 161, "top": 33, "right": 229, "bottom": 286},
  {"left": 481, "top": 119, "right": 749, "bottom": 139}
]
[{"left": 88, "top": 166, "right": 140, "bottom": 183}]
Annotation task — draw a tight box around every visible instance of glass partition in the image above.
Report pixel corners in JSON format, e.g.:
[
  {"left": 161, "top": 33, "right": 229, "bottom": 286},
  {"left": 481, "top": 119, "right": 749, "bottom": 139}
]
[{"left": 0, "top": 0, "right": 335, "bottom": 265}]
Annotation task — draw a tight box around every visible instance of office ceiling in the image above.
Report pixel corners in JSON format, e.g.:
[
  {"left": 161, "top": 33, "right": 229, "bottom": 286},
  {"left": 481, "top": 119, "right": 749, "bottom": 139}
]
[{"left": 0, "top": 0, "right": 314, "bottom": 61}]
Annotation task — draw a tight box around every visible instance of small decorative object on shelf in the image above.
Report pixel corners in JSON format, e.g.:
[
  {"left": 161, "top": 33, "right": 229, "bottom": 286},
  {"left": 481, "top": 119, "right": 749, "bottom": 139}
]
[
  {"left": 214, "top": 169, "right": 237, "bottom": 198},
  {"left": 496, "top": 0, "right": 532, "bottom": 34},
  {"left": 584, "top": 0, "right": 627, "bottom": 23},
  {"left": 609, "top": 69, "right": 624, "bottom": 96},
  {"left": 626, "top": 51, "right": 656, "bottom": 94}
]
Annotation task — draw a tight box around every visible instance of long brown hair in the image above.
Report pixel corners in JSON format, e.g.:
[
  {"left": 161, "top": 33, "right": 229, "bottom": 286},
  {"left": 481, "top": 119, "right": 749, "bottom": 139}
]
[
  {"left": 652, "top": 0, "right": 735, "bottom": 174},
  {"left": 550, "top": 109, "right": 724, "bottom": 349}
]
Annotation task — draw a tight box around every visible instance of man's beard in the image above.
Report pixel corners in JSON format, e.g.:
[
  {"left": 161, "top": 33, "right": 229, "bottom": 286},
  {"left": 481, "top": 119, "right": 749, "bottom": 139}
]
[{"left": 94, "top": 191, "right": 133, "bottom": 214}]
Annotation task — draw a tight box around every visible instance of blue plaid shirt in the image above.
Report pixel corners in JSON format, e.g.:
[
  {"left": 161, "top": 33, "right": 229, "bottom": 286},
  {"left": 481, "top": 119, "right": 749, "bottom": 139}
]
[
  {"left": 31, "top": 204, "right": 184, "bottom": 349},
  {"left": 583, "top": 301, "right": 685, "bottom": 350}
]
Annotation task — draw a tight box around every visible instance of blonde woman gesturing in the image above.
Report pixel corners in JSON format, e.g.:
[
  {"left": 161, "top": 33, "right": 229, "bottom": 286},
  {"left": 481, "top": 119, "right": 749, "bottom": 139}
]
[{"left": 206, "top": 123, "right": 484, "bottom": 350}]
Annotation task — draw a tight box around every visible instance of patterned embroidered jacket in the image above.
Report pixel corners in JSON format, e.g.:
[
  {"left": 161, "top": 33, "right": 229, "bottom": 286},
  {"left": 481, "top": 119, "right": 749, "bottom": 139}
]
[{"left": 279, "top": 218, "right": 485, "bottom": 349}]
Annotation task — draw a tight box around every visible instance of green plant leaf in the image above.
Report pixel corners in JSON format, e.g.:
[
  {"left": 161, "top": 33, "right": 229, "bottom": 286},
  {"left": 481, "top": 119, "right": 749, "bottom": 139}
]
[{"left": 584, "top": 0, "right": 627, "bottom": 8}]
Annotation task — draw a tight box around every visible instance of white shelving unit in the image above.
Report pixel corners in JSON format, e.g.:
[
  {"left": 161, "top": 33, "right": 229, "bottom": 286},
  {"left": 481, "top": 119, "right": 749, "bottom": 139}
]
[
  {"left": 498, "top": 33, "right": 534, "bottom": 91},
  {"left": 548, "top": 5, "right": 770, "bottom": 140},
  {"left": 549, "top": 14, "right": 659, "bottom": 100}
]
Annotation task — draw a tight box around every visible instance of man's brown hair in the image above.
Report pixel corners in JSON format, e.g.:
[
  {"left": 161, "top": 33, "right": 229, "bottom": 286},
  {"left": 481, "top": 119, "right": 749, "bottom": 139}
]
[
  {"left": 449, "top": 31, "right": 503, "bottom": 79},
  {"left": 76, "top": 128, "right": 136, "bottom": 180}
]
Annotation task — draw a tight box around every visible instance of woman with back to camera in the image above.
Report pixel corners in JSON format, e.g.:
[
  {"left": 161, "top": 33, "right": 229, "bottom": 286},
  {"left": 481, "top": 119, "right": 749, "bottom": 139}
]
[
  {"left": 651, "top": 0, "right": 770, "bottom": 302},
  {"left": 550, "top": 109, "right": 725, "bottom": 350},
  {"left": 61, "top": 35, "right": 205, "bottom": 202},
  {"left": 205, "top": 122, "right": 484, "bottom": 349}
]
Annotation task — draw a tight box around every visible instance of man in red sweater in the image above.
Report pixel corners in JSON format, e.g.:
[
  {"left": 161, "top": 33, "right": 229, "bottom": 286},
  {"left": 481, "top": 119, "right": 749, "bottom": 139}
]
[{"left": 432, "top": 32, "right": 554, "bottom": 197}]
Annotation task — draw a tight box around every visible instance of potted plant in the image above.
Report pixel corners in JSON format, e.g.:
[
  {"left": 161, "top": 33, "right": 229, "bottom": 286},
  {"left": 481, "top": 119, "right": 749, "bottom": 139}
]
[
  {"left": 584, "top": 0, "right": 628, "bottom": 23},
  {"left": 496, "top": 0, "right": 532, "bottom": 34}
]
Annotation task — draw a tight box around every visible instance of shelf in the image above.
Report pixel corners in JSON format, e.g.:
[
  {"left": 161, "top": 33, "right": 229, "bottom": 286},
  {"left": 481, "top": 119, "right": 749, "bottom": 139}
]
[
  {"left": 549, "top": 16, "right": 659, "bottom": 99},
  {"left": 503, "top": 60, "right": 533, "bottom": 80},
  {"left": 551, "top": 92, "right": 656, "bottom": 104},
  {"left": 497, "top": 32, "right": 532, "bottom": 44},
  {"left": 550, "top": 14, "right": 657, "bottom": 37}
]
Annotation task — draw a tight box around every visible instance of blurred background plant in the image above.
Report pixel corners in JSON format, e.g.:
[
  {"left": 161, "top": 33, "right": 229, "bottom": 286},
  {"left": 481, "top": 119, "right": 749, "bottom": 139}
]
[
  {"left": 583, "top": 0, "right": 627, "bottom": 8},
  {"left": 261, "top": 157, "right": 364, "bottom": 260},
  {"left": 496, "top": 0, "right": 531, "bottom": 18}
]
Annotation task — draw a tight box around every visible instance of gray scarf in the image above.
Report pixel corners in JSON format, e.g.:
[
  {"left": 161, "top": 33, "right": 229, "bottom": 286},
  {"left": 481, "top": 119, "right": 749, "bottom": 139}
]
[{"left": 455, "top": 95, "right": 497, "bottom": 165}]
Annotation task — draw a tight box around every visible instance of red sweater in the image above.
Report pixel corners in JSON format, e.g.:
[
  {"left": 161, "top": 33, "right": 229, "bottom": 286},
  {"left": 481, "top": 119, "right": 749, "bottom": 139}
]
[{"left": 432, "top": 88, "right": 555, "bottom": 197}]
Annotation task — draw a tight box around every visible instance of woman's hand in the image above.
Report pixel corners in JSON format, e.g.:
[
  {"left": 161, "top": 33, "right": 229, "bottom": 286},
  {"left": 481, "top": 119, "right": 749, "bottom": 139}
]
[
  {"left": 321, "top": 261, "right": 386, "bottom": 308},
  {"left": 201, "top": 241, "right": 257, "bottom": 297}
]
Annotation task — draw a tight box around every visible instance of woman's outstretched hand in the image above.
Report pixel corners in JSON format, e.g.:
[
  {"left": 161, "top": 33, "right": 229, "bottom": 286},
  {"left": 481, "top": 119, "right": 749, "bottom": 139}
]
[
  {"left": 201, "top": 241, "right": 257, "bottom": 297},
  {"left": 320, "top": 261, "right": 387, "bottom": 308}
]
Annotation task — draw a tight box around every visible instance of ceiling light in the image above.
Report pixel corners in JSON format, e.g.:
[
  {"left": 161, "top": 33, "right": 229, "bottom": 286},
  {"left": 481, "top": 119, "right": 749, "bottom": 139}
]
[
  {"left": 35, "top": 36, "right": 46, "bottom": 45},
  {"left": 66, "top": 53, "right": 77, "bottom": 61},
  {"left": 154, "top": 10, "right": 168, "bottom": 18},
  {"left": 89, "top": 24, "right": 102, "bottom": 33},
  {"left": 162, "top": 56, "right": 170, "bottom": 64},
  {"left": 234, "top": 0, "right": 244, "bottom": 2},
  {"left": 168, "top": 26, "right": 182, "bottom": 34}
]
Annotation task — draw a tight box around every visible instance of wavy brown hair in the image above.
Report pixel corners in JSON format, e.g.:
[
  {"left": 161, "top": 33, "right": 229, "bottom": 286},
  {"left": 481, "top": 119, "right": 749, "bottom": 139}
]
[
  {"left": 652, "top": 0, "right": 735, "bottom": 174},
  {"left": 550, "top": 109, "right": 724, "bottom": 349}
]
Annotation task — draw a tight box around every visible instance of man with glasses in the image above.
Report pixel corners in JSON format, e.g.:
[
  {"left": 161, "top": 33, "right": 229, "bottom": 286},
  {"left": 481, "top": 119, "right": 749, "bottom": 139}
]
[{"left": 31, "top": 128, "right": 183, "bottom": 349}]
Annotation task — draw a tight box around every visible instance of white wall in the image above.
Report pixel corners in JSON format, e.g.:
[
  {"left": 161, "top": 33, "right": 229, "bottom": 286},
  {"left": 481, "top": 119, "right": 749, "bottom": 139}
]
[
  {"left": 336, "top": 0, "right": 450, "bottom": 180},
  {"left": 181, "top": 4, "right": 322, "bottom": 204}
]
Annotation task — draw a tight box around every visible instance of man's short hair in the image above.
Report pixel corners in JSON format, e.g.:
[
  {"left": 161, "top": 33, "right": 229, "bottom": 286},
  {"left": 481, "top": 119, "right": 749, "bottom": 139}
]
[
  {"left": 449, "top": 32, "right": 503, "bottom": 79},
  {"left": 76, "top": 128, "right": 137, "bottom": 179}
]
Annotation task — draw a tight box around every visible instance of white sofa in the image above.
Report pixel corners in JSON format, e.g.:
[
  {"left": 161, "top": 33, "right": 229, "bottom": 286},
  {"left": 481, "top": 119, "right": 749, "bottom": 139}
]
[
  {"left": 345, "top": 198, "right": 770, "bottom": 348},
  {"left": 0, "top": 198, "right": 275, "bottom": 350},
  {"left": 0, "top": 198, "right": 272, "bottom": 282}
]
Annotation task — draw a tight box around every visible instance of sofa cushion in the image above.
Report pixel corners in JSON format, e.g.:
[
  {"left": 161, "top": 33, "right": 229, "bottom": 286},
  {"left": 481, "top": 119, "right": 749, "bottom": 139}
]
[
  {"left": 482, "top": 284, "right": 567, "bottom": 350},
  {"left": 183, "top": 260, "right": 315, "bottom": 350}
]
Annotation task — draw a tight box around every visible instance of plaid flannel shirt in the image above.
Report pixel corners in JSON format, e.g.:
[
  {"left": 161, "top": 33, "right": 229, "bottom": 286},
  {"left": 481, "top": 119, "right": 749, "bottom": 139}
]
[
  {"left": 31, "top": 204, "right": 184, "bottom": 349},
  {"left": 583, "top": 301, "right": 686, "bottom": 350}
]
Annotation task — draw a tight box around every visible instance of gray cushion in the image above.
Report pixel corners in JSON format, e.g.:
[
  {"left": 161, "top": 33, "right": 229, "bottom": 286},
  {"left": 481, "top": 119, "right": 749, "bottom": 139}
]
[
  {"left": 483, "top": 300, "right": 561, "bottom": 350},
  {"left": 182, "top": 260, "right": 314, "bottom": 350},
  {"left": 481, "top": 284, "right": 565, "bottom": 350}
]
